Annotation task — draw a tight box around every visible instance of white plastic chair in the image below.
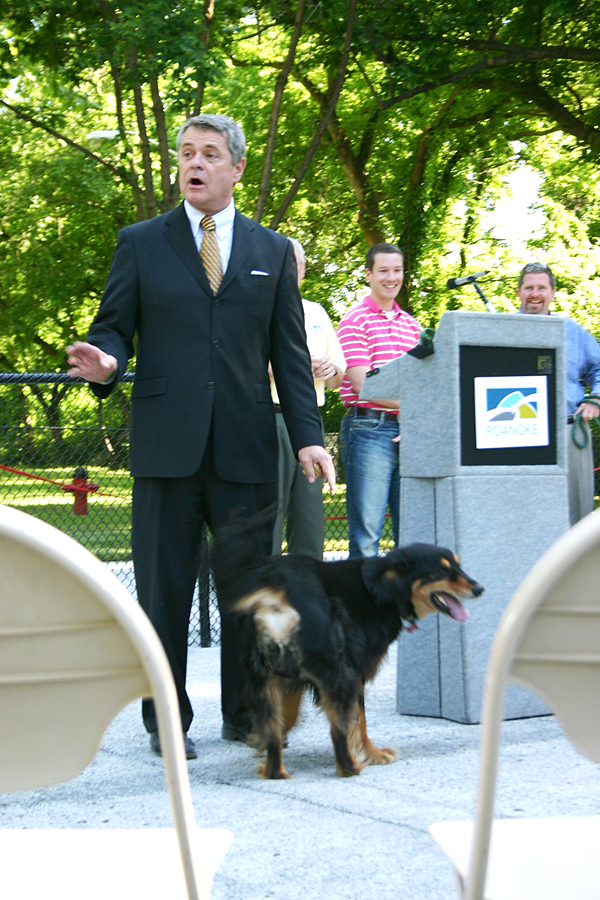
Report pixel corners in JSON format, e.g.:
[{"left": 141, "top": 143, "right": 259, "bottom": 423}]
[
  {"left": 429, "top": 509, "right": 600, "bottom": 900},
  {"left": 0, "top": 504, "right": 232, "bottom": 900}
]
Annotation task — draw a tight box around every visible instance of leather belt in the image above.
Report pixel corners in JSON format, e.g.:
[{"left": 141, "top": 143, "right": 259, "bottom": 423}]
[
  {"left": 273, "top": 404, "right": 282, "bottom": 414},
  {"left": 351, "top": 406, "right": 398, "bottom": 424}
]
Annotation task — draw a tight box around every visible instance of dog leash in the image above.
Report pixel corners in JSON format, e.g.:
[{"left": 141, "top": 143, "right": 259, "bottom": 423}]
[{"left": 571, "top": 395, "right": 600, "bottom": 449}]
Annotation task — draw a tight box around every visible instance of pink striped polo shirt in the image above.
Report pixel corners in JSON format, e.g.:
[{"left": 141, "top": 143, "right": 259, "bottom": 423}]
[{"left": 336, "top": 295, "right": 421, "bottom": 410}]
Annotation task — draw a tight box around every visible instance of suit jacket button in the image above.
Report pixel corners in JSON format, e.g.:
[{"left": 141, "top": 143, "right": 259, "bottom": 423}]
[
  {"left": 212, "top": 340, "right": 220, "bottom": 349},
  {"left": 213, "top": 300, "right": 221, "bottom": 307},
  {"left": 206, "top": 381, "right": 214, "bottom": 390}
]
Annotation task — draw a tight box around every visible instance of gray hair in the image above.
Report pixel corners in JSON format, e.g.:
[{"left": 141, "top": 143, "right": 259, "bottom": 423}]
[
  {"left": 518, "top": 262, "right": 555, "bottom": 290},
  {"left": 176, "top": 114, "right": 246, "bottom": 165},
  {"left": 288, "top": 237, "right": 305, "bottom": 265}
]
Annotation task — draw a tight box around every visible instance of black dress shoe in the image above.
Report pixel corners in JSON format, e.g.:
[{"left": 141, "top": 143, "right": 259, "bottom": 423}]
[
  {"left": 183, "top": 734, "right": 197, "bottom": 760},
  {"left": 149, "top": 730, "right": 197, "bottom": 760},
  {"left": 149, "top": 730, "right": 161, "bottom": 756}
]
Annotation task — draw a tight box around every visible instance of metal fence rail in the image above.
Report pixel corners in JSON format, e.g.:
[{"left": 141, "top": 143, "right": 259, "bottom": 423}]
[{"left": 0, "top": 373, "right": 375, "bottom": 646}]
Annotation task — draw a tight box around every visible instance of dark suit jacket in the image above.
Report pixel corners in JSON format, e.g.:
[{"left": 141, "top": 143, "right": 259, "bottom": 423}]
[{"left": 87, "top": 203, "right": 324, "bottom": 481}]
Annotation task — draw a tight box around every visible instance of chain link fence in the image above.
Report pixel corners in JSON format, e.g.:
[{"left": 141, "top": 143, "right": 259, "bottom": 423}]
[
  {"left": 0, "top": 374, "right": 395, "bottom": 646},
  {"left": 7, "top": 374, "right": 590, "bottom": 645}
]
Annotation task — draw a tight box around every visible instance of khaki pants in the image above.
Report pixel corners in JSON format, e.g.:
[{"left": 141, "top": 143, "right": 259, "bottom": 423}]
[
  {"left": 567, "top": 421, "right": 594, "bottom": 525},
  {"left": 272, "top": 411, "right": 325, "bottom": 558}
]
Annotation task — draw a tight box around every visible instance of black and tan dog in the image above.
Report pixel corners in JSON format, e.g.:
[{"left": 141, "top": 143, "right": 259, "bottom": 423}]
[{"left": 212, "top": 517, "right": 483, "bottom": 779}]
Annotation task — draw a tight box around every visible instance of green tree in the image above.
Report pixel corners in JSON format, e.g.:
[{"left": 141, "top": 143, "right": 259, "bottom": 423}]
[{"left": 1, "top": 0, "right": 600, "bottom": 361}]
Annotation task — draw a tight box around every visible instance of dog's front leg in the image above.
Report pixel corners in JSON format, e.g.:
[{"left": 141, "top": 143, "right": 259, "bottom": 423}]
[
  {"left": 320, "top": 678, "right": 365, "bottom": 776},
  {"left": 347, "top": 686, "right": 399, "bottom": 767},
  {"left": 329, "top": 722, "right": 363, "bottom": 777}
]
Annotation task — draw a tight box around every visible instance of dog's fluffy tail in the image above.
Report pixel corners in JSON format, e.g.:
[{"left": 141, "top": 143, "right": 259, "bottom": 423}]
[
  {"left": 236, "top": 588, "right": 302, "bottom": 678},
  {"left": 211, "top": 507, "right": 303, "bottom": 678},
  {"left": 210, "top": 504, "right": 279, "bottom": 610}
]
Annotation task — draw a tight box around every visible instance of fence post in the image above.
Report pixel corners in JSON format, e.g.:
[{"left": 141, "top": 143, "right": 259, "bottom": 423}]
[{"left": 198, "top": 524, "right": 212, "bottom": 647}]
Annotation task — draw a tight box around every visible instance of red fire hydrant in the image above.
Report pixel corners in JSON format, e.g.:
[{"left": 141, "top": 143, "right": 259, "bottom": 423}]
[{"left": 62, "top": 466, "right": 99, "bottom": 515}]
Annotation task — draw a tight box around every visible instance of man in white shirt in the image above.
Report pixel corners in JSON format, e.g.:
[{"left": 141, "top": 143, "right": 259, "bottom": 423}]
[{"left": 270, "top": 238, "right": 346, "bottom": 557}]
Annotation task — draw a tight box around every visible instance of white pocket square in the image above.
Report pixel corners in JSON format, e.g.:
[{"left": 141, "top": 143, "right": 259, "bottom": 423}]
[{"left": 250, "top": 269, "right": 270, "bottom": 276}]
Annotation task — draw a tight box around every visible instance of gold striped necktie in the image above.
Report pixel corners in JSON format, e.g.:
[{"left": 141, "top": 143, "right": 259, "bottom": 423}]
[{"left": 200, "top": 215, "right": 223, "bottom": 293}]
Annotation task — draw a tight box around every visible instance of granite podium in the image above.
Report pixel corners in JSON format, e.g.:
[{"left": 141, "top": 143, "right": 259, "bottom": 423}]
[{"left": 360, "top": 311, "right": 570, "bottom": 722}]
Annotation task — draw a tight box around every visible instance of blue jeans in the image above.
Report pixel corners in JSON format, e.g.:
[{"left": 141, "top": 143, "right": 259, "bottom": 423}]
[{"left": 340, "top": 410, "right": 400, "bottom": 558}]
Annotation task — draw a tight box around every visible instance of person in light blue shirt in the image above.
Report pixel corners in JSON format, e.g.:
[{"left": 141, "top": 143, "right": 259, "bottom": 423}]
[{"left": 518, "top": 262, "right": 600, "bottom": 523}]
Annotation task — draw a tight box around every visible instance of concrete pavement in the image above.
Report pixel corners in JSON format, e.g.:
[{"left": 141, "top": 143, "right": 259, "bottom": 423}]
[{"left": 1, "top": 641, "right": 599, "bottom": 899}]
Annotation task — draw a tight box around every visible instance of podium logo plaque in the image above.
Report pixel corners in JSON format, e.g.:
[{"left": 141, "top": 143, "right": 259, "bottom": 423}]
[
  {"left": 474, "top": 376, "right": 549, "bottom": 450},
  {"left": 460, "top": 345, "right": 557, "bottom": 467}
]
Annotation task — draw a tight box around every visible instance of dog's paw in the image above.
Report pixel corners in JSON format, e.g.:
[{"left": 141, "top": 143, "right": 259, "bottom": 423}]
[
  {"left": 349, "top": 732, "right": 399, "bottom": 767},
  {"left": 258, "top": 759, "right": 291, "bottom": 780},
  {"left": 366, "top": 745, "right": 399, "bottom": 765},
  {"left": 335, "top": 758, "right": 366, "bottom": 777}
]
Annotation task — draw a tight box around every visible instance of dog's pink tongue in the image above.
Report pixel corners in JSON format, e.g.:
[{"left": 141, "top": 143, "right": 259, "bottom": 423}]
[{"left": 446, "top": 596, "right": 470, "bottom": 622}]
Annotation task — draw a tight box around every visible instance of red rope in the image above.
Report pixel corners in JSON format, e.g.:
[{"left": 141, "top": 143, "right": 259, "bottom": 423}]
[
  {"left": 0, "top": 464, "right": 67, "bottom": 487},
  {"left": 0, "top": 463, "right": 128, "bottom": 500}
]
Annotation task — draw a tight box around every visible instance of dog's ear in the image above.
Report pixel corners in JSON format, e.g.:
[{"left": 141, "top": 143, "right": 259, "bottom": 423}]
[{"left": 361, "top": 555, "right": 413, "bottom": 613}]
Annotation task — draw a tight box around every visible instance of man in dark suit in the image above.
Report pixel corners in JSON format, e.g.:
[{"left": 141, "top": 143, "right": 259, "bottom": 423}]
[{"left": 67, "top": 113, "right": 335, "bottom": 759}]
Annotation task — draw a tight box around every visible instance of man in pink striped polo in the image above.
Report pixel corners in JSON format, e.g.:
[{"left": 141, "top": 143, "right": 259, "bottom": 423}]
[{"left": 337, "top": 243, "right": 421, "bottom": 557}]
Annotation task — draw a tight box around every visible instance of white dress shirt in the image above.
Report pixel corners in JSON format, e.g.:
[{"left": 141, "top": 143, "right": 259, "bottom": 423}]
[
  {"left": 184, "top": 198, "right": 235, "bottom": 273},
  {"left": 270, "top": 299, "right": 347, "bottom": 407}
]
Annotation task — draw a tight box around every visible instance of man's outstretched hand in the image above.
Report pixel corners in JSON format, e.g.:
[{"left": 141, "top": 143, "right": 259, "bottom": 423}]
[{"left": 66, "top": 342, "right": 118, "bottom": 384}]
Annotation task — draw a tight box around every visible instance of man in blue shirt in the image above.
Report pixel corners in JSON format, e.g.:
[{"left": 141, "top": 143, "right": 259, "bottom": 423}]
[{"left": 518, "top": 262, "right": 600, "bottom": 523}]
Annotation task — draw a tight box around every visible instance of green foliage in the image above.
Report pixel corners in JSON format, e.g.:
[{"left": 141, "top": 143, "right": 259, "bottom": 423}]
[
  {"left": 0, "top": 103, "right": 130, "bottom": 371},
  {"left": 1, "top": 0, "right": 600, "bottom": 372},
  {"left": 2, "top": 1, "right": 219, "bottom": 93}
]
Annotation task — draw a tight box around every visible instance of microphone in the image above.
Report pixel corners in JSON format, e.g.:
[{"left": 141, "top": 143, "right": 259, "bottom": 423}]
[
  {"left": 446, "top": 270, "right": 488, "bottom": 289},
  {"left": 406, "top": 327, "right": 435, "bottom": 359}
]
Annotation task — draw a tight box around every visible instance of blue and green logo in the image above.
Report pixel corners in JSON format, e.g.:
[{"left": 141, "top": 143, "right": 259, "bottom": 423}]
[{"left": 485, "top": 387, "right": 539, "bottom": 422}]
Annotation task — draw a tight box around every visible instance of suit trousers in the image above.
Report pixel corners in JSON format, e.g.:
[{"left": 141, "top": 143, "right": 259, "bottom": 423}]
[{"left": 132, "top": 431, "right": 277, "bottom": 734}]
